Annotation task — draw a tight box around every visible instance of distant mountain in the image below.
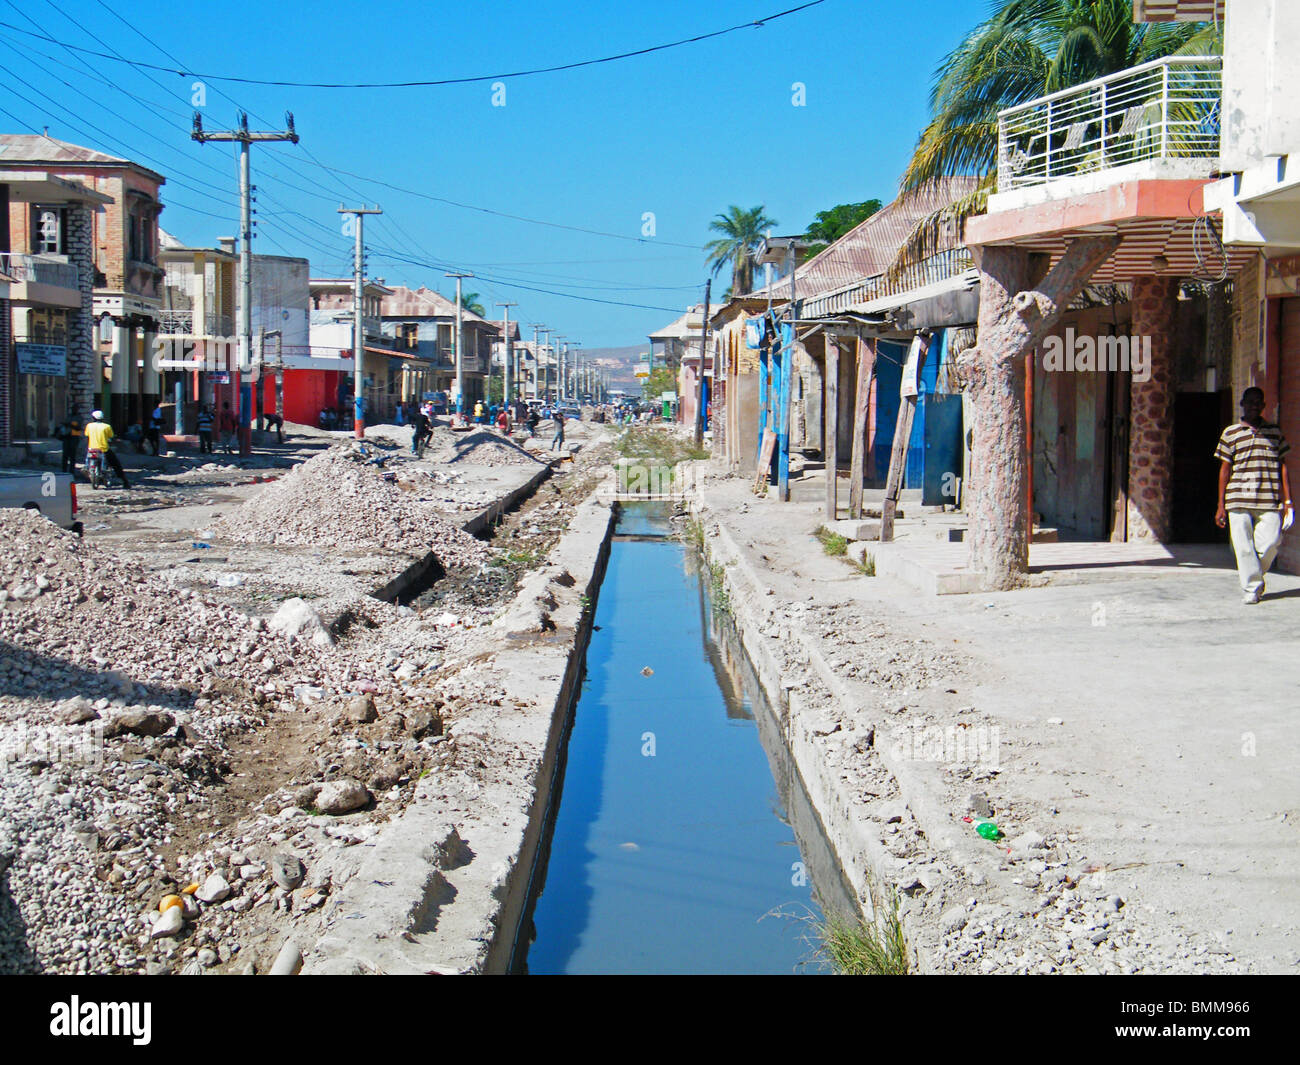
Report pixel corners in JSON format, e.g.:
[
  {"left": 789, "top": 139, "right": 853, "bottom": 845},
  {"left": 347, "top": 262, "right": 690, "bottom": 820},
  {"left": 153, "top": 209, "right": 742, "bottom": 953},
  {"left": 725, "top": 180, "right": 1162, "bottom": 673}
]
[{"left": 582, "top": 345, "right": 650, "bottom": 390}]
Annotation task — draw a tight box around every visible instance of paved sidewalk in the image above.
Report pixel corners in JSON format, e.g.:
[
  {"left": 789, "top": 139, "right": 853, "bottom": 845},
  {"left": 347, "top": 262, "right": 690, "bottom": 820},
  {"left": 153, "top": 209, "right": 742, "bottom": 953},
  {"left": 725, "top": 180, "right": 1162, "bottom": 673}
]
[{"left": 699, "top": 471, "right": 1300, "bottom": 972}]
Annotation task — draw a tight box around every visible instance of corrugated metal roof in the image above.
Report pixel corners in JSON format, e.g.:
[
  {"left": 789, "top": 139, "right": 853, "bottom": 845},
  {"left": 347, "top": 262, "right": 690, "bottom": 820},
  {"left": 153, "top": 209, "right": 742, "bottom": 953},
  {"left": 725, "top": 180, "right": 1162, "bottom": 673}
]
[
  {"left": 0, "top": 133, "right": 127, "bottom": 165},
  {"left": 648, "top": 303, "right": 710, "bottom": 340},
  {"left": 0, "top": 134, "right": 165, "bottom": 183},
  {"left": 751, "top": 177, "right": 979, "bottom": 302},
  {"left": 379, "top": 284, "right": 492, "bottom": 326}
]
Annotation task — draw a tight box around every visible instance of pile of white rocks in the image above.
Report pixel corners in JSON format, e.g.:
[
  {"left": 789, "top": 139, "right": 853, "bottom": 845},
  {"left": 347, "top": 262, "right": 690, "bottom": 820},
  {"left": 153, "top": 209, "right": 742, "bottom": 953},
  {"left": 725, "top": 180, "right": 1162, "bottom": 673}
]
[{"left": 212, "top": 443, "right": 492, "bottom": 568}]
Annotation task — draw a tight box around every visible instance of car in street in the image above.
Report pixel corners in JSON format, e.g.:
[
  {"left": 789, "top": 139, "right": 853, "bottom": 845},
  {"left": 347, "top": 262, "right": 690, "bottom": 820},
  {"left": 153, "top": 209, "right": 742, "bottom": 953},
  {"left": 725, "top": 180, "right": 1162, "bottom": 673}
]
[{"left": 0, "top": 469, "right": 81, "bottom": 533}]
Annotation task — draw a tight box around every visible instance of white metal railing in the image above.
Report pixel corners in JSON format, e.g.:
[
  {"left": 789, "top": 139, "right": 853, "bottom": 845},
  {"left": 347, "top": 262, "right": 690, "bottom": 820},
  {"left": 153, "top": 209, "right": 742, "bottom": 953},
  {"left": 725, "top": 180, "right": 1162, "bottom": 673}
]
[
  {"left": 0, "top": 252, "right": 79, "bottom": 289},
  {"left": 158, "top": 309, "right": 234, "bottom": 336},
  {"left": 998, "top": 56, "right": 1221, "bottom": 193}
]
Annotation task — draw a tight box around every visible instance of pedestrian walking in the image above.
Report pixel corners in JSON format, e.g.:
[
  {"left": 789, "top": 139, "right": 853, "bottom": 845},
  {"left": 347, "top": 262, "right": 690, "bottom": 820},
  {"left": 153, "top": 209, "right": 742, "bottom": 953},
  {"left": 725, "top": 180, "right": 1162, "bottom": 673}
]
[
  {"left": 496, "top": 408, "right": 510, "bottom": 434},
  {"left": 147, "top": 403, "right": 164, "bottom": 456},
  {"left": 1215, "top": 386, "right": 1293, "bottom": 604},
  {"left": 263, "top": 411, "right": 284, "bottom": 443},
  {"left": 54, "top": 413, "right": 82, "bottom": 472},
  {"left": 410, "top": 405, "right": 431, "bottom": 456},
  {"left": 218, "top": 402, "right": 238, "bottom": 454},
  {"left": 196, "top": 405, "right": 214, "bottom": 453},
  {"left": 551, "top": 410, "right": 566, "bottom": 452}
]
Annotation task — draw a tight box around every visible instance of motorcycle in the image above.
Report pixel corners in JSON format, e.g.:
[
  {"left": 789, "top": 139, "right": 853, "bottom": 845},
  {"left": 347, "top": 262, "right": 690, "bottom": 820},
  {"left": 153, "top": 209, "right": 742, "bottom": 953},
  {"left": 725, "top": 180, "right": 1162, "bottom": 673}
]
[{"left": 86, "top": 448, "right": 106, "bottom": 490}]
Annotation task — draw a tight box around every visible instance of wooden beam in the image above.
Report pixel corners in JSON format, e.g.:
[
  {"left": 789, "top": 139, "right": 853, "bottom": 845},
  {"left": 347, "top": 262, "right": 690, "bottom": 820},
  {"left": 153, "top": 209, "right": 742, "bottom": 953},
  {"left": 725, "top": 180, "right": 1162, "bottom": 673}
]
[
  {"left": 880, "top": 333, "right": 931, "bottom": 542},
  {"left": 848, "top": 336, "right": 876, "bottom": 520},
  {"left": 825, "top": 334, "right": 840, "bottom": 520}
]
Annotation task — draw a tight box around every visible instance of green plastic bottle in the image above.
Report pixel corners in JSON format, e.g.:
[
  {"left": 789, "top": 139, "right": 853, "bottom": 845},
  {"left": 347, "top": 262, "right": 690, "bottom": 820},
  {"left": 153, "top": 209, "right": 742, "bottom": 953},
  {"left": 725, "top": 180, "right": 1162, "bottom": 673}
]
[{"left": 976, "top": 821, "right": 1002, "bottom": 841}]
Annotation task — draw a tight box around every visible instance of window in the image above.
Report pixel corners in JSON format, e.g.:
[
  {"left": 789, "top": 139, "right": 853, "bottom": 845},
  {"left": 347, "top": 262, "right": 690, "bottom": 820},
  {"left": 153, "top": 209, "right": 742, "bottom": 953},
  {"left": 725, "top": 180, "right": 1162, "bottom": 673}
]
[
  {"left": 32, "top": 206, "right": 65, "bottom": 255},
  {"left": 401, "top": 323, "right": 419, "bottom": 350},
  {"left": 128, "top": 212, "right": 155, "bottom": 264}
]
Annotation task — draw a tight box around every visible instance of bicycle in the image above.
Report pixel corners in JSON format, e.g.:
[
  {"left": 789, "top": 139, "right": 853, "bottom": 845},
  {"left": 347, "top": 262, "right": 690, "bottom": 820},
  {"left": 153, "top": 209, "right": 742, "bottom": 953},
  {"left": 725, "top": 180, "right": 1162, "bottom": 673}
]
[{"left": 86, "top": 448, "right": 106, "bottom": 490}]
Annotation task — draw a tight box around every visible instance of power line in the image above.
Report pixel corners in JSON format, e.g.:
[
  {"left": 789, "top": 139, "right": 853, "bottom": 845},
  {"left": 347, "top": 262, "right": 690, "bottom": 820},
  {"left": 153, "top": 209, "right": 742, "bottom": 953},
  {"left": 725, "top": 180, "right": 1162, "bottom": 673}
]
[{"left": 0, "top": 2, "right": 826, "bottom": 88}]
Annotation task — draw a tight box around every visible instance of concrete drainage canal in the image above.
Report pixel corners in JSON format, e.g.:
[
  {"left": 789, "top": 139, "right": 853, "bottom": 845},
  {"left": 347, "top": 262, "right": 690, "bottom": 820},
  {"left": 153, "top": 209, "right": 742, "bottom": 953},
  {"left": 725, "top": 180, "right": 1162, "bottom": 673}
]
[{"left": 509, "top": 500, "right": 856, "bottom": 974}]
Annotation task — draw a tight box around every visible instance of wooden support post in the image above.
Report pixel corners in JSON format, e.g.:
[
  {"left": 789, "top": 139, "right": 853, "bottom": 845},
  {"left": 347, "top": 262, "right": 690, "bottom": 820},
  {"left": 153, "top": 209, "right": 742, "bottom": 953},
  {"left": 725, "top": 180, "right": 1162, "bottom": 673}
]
[
  {"left": 778, "top": 338, "right": 793, "bottom": 501},
  {"left": 825, "top": 334, "right": 840, "bottom": 520},
  {"left": 848, "top": 335, "right": 876, "bottom": 520},
  {"left": 880, "top": 333, "right": 931, "bottom": 542}
]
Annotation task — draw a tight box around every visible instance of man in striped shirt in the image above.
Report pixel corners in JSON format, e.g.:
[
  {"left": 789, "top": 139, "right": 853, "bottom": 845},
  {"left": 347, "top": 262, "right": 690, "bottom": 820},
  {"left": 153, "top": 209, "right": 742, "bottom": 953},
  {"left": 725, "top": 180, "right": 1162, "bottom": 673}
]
[{"left": 1214, "top": 387, "right": 1293, "bottom": 603}]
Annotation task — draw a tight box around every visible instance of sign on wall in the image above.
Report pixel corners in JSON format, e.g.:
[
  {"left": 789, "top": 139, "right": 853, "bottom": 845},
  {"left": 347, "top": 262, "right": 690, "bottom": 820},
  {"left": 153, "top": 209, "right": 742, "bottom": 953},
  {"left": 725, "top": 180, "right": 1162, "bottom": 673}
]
[{"left": 15, "top": 343, "right": 67, "bottom": 377}]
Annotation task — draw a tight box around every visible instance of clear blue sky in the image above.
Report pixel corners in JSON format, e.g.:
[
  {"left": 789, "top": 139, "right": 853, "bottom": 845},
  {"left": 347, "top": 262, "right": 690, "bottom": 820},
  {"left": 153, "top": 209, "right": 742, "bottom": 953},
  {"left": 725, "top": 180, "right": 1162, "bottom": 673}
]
[{"left": 0, "top": 0, "right": 986, "bottom": 347}]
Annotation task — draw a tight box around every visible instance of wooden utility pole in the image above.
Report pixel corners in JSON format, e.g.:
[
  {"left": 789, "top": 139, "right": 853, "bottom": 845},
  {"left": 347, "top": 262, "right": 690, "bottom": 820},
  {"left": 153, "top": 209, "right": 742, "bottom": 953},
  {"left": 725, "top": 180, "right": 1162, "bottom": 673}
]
[
  {"left": 825, "top": 333, "right": 840, "bottom": 520},
  {"left": 694, "top": 279, "right": 711, "bottom": 448},
  {"left": 880, "top": 332, "right": 931, "bottom": 542},
  {"left": 848, "top": 335, "right": 876, "bottom": 520}
]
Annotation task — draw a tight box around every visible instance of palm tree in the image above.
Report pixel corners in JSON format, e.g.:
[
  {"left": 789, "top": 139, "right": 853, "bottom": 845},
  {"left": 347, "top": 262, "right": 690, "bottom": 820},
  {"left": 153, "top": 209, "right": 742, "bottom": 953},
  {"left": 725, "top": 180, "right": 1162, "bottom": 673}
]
[
  {"left": 704, "top": 205, "right": 777, "bottom": 296},
  {"left": 888, "top": 0, "right": 1221, "bottom": 276},
  {"left": 458, "top": 291, "right": 486, "bottom": 316}
]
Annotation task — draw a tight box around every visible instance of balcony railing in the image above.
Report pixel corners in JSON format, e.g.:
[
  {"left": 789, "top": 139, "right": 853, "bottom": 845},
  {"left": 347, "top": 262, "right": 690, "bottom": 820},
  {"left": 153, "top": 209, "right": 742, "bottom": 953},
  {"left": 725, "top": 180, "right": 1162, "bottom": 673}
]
[
  {"left": 997, "top": 56, "right": 1221, "bottom": 193},
  {"left": 158, "top": 309, "right": 234, "bottom": 336},
  {"left": 0, "top": 252, "right": 79, "bottom": 290}
]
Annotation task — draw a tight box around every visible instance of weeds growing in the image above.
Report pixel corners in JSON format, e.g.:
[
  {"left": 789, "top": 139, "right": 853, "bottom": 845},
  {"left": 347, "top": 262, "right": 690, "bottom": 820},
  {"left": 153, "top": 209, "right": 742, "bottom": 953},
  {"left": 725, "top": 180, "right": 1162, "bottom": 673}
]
[
  {"left": 819, "top": 878, "right": 910, "bottom": 975},
  {"left": 815, "top": 525, "right": 848, "bottom": 556}
]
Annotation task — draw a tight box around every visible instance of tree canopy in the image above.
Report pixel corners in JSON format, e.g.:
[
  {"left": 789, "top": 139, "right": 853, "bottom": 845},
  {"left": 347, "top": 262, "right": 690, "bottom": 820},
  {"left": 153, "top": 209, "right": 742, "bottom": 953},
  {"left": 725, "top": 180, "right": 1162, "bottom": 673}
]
[{"left": 704, "top": 205, "right": 777, "bottom": 297}]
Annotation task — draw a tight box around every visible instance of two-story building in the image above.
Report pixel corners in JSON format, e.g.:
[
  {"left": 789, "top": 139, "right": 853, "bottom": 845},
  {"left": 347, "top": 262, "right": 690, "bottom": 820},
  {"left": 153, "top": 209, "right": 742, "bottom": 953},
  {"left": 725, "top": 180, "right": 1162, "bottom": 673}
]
[
  {"left": 378, "top": 285, "right": 496, "bottom": 409},
  {"left": 0, "top": 134, "right": 166, "bottom": 434},
  {"left": 1, "top": 169, "right": 110, "bottom": 445}
]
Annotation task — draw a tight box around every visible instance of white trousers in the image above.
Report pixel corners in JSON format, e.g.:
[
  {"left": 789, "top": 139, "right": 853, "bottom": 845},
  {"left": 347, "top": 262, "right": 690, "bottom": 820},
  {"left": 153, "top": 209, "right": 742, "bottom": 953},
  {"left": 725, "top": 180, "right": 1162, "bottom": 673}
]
[{"left": 1227, "top": 508, "right": 1283, "bottom": 595}]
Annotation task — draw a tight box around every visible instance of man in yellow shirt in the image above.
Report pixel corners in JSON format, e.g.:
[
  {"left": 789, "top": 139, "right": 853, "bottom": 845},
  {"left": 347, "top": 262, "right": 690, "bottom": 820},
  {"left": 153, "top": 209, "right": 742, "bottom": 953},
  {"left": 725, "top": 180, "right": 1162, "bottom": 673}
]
[{"left": 85, "top": 410, "right": 131, "bottom": 489}]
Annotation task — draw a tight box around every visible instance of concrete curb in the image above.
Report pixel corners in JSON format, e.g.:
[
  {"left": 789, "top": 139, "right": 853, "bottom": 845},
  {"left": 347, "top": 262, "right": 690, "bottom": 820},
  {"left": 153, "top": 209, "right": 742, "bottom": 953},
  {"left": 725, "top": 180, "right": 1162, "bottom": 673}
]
[
  {"left": 692, "top": 493, "right": 1027, "bottom": 971},
  {"left": 302, "top": 480, "right": 615, "bottom": 975}
]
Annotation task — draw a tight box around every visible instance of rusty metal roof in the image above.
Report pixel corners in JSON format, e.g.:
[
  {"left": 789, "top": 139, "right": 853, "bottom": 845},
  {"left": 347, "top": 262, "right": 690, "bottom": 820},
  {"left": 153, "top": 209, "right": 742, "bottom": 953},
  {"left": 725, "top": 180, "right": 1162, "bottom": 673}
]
[
  {"left": 0, "top": 134, "right": 165, "bottom": 183},
  {"left": 750, "top": 177, "right": 979, "bottom": 303},
  {"left": 379, "top": 284, "right": 493, "bottom": 327}
]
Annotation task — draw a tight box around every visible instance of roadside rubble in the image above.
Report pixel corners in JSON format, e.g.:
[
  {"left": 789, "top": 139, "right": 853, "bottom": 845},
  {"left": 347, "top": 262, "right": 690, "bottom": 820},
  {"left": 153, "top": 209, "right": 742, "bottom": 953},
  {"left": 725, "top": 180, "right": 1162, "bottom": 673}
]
[
  {"left": 212, "top": 442, "right": 491, "bottom": 568},
  {"left": 0, "top": 423, "right": 616, "bottom": 975}
]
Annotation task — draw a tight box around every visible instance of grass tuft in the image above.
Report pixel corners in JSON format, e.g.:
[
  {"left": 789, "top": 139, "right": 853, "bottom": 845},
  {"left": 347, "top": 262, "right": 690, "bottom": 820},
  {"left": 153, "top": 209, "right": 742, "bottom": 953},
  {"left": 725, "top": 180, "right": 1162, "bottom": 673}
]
[
  {"left": 815, "top": 525, "right": 848, "bottom": 556},
  {"left": 819, "top": 879, "right": 910, "bottom": 975}
]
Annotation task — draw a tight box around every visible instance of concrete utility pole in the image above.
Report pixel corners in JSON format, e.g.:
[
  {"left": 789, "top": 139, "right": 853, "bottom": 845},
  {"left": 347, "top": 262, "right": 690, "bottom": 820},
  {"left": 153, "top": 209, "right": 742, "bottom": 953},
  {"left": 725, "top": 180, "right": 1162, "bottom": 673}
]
[
  {"left": 554, "top": 336, "right": 567, "bottom": 401},
  {"left": 192, "top": 110, "right": 298, "bottom": 455},
  {"left": 541, "top": 329, "right": 553, "bottom": 401},
  {"left": 497, "top": 302, "right": 517, "bottom": 403},
  {"left": 338, "top": 205, "right": 382, "bottom": 438},
  {"left": 529, "top": 323, "right": 545, "bottom": 401},
  {"left": 446, "top": 272, "right": 474, "bottom": 417}
]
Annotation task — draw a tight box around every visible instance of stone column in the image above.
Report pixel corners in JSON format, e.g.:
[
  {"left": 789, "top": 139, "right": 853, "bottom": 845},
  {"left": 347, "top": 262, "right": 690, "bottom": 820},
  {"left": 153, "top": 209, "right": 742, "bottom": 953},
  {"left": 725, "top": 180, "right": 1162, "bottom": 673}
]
[
  {"left": 1125, "top": 276, "right": 1177, "bottom": 542},
  {"left": 65, "top": 204, "right": 96, "bottom": 419}
]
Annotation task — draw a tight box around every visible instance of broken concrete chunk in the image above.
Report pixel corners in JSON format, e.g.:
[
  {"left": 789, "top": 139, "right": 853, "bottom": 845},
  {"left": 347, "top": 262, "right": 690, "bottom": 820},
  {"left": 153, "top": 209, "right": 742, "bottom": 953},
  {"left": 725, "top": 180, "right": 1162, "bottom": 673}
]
[{"left": 315, "top": 777, "right": 370, "bottom": 814}]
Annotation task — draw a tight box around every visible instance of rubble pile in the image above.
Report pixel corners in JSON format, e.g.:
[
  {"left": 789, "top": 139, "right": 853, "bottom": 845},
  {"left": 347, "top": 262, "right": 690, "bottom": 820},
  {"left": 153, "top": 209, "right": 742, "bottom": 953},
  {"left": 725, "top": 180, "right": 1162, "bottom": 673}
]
[
  {"left": 212, "top": 444, "right": 491, "bottom": 568},
  {"left": 424, "top": 426, "right": 544, "bottom": 468},
  {"left": 0, "top": 508, "right": 511, "bottom": 973}
]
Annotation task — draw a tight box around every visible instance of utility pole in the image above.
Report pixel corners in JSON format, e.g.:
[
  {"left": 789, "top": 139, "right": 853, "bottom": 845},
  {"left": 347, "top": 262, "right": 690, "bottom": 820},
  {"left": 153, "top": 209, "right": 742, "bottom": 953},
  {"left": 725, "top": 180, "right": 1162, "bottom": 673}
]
[
  {"left": 695, "top": 279, "right": 711, "bottom": 448},
  {"left": 337, "top": 205, "right": 382, "bottom": 438},
  {"left": 554, "top": 336, "right": 567, "bottom": 402},
  {"left": 541, "top": 328, "right": 553, "bottom": 402},
  {"left": 193, "top": 110, "right": 298, "bottom": 455},
  {"left": 446, "top": 272, "right": 474, "bottom": 418},
  {"left": 529, "top": 323, "right": 545, "bottom": 402},
  {"left": 497, "top": 302, "right": 517, "bottom": 405}
]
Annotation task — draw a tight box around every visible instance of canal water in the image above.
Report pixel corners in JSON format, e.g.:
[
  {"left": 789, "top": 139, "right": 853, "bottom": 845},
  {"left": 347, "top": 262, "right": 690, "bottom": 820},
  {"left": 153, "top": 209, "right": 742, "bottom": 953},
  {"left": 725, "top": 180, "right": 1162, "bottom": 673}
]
[{"left": 512, "top": 501, "right": 855, "bottom": 975}]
